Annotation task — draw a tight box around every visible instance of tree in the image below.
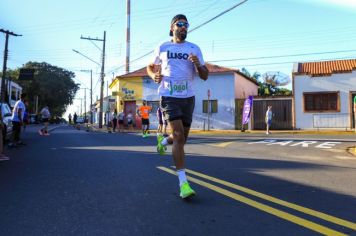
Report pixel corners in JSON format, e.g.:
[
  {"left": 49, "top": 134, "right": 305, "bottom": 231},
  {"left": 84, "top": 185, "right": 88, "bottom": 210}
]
[
  {"left": 240, "top": 68, "right": 291, "bottom": 96},
  {"left": 10, "top": 62, "right": 79, "bottom": 117}
]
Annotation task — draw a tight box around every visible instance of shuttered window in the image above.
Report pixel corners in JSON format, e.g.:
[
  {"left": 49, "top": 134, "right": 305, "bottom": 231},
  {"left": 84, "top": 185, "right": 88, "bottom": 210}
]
[
  {"left": 303, "top": 92, "right": 339, "bottom": 112},
  {"left": 203, "top": 100, "right": 218, "bottom": 113}
]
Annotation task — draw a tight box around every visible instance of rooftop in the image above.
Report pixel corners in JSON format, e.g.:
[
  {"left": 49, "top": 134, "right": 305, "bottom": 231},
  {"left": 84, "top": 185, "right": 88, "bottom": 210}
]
[{"left": 293, "top": 59, "right": 356, "bottom": 77}]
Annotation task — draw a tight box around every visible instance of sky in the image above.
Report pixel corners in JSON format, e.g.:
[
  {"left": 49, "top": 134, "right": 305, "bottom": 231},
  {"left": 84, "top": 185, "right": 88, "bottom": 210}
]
[{"left": 1, "top": 0, "right": 356, "bottom": 116}]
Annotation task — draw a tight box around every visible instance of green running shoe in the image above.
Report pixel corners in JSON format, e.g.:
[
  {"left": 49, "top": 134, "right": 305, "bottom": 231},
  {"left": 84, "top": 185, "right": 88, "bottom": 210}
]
[
  {"left": 180, "top": 182, "right": 196, "bottom": 199},
  {"left": 156, "top": 134, "right": 167, "bottom": 155}
]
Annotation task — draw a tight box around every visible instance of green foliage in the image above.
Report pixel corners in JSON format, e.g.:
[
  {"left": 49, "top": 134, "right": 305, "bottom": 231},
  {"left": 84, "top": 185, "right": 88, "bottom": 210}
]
[
  {"left": 9, "top": 62, "right": 79, "bottom": 117},
  {"left": 240, "top": 68, "right": 292, "bottom": 96}
]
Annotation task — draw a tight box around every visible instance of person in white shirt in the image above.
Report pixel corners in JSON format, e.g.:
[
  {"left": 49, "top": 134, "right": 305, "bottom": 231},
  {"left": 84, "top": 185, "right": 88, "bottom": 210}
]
[
  {"left": 265, "top": 105, "right": 273, "bottom": 134},
  {"left": 39, "top": 106, "right": 51, "bottom": 135},
  {"left": 9, "top": 93, "right": 27, "bottom": 147},
  {"left": 118, "top": 111, "right": 125, "bottom": 132},
  {"left": 111, "top": 109, "right": 118, "bottom": 132},
  {"left": 126, "top": 111, "right": 133, "bottom": 131},
  {"left": 147, "top": 14, "right": 209, "bottom": 199}
]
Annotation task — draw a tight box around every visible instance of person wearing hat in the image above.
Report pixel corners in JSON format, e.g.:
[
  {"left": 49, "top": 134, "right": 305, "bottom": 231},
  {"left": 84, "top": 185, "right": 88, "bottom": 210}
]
[{"left": 147, "top": 14, "right": 209, "bottom": 199}]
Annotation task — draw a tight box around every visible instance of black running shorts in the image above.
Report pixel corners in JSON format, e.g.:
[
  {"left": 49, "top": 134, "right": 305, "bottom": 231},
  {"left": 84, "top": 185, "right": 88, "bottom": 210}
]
[{"left": 160, "top": 96, "right": 195, "bottom": 127}]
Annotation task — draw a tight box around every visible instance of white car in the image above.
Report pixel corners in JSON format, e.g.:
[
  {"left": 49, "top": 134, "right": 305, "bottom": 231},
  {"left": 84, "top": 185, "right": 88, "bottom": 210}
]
[
  {"left": 76, "top": 117, "right": 85, "bottom": 124},
  {"left": 1, "top": 103, "right": 13, "bottom": 141}
]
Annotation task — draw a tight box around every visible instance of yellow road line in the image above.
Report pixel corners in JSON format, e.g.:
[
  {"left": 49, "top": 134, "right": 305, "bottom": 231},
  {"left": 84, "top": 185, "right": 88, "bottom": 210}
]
[
  {"left": 208, "top": 141, "right": 234, "bottom": 148},
  {"left": 157, "top": 166, "right": 348, "bottom": 236},
  {"left": 183, "top": 168, "right": 356, "bottom": 231}
]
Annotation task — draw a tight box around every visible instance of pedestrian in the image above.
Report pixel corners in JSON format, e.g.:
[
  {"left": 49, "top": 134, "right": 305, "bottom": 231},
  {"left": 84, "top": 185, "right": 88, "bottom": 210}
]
[
  {"left": 73, "top": 112, "right": 78, "bottom": 125},
  {"left": 157, "top": 106, "right": 163, "bottom": 134},
  {"left": 138, "top": 100, "right": 152, "bottom": 137},
  {"left": 126, "top": 110, "right": 133, "bottom": 131},
  {"left": 147, "top": 14, "right": 209, "bottom": 199},
  {"left": 118, "top": 110, "right": 125, "bottom": 132},
  {"left": 68, "top": 113, "right": 72, "bottom": 124},
  {"left": 106, "top": 111, "right": 112, "bottom": 133},
  {"left": 162, "top": 110, "right": 169, "bottom": 136},
  {"left": 8, "top": 93, "right": 27, "bottom": 147},
  {"left": 0, "top": 108, "right": 10, "bottom": 161},
  {"left": 265, "top": 105, "right": 273, "bottom": 134},
  {"left": 112, "top": 109, "right": 118, "bottom": 132},
  {"left": 39, "top": 106, "right": 51, "bottom": 135}
]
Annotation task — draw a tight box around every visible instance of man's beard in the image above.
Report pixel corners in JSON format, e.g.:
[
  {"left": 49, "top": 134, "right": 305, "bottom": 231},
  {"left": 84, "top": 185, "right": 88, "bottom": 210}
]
[{"left": 176, "top": 31, "right": 187, "bottom": 41}]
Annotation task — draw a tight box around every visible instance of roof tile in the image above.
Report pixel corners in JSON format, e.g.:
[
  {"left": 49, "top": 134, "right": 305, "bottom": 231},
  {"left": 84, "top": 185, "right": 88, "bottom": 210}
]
[{"left": 294, "top": 59, "right": 356, "bottom": 77}]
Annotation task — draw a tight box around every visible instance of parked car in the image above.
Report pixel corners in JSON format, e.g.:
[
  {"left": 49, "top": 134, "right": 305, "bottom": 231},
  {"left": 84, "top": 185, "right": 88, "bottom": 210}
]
[
  {"left": 1, "top": 103, "right": 13, "bottom": 141},
  {"left": 76, "top": 117, "right": 85, "bottom": 124}
]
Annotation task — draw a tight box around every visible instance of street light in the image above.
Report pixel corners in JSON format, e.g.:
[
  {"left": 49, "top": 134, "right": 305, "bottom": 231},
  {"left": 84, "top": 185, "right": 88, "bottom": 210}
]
[{"left": 73, "top": 48, "right": 104, "bottom": 128}]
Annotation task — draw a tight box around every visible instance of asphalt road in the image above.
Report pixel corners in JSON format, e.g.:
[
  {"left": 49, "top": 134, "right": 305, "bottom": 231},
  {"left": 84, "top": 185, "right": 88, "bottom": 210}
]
[{"left": 1, "top": 124, "right": 355, "bottom": 236}]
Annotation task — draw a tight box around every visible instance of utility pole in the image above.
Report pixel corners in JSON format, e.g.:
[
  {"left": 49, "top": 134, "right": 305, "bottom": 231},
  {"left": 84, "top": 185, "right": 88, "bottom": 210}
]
[
  {"left": 80, "top": 31, "right": 106, "bottom": 128},
  {"left": 1, "top": 29, "right": 22, "bottom": 103},
  {"left": 126, "top": 0, "right": 130, "bottom": 74},
  {"left": 80, "top": 69, "right": 93, "bottom": 124}
]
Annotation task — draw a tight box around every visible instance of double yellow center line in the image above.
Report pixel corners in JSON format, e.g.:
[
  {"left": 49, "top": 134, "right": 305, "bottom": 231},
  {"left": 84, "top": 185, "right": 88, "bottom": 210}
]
[{"left": 157, "top": 166, "right": 356, "bottom": 236}]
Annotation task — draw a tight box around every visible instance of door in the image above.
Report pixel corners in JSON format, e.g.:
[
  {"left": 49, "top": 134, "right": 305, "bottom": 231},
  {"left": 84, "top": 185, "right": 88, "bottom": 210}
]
[{"left": 124, "top": 101, "right": 141, "bottom": 129}]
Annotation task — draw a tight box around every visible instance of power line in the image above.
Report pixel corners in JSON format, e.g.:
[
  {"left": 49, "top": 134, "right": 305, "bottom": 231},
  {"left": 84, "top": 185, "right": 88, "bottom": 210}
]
[
  {"left": 108, "top": 0, "right": 250, "bottom": 74},
  {"left": 208, "top": 49, "right": 356, "bottom": 62}
]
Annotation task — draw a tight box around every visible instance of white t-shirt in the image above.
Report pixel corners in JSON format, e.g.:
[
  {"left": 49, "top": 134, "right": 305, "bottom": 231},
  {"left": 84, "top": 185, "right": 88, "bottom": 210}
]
[
  {"left": 11, "top": 100, "right": 25, "bottom": 122},
  {"left": 265, "top": 110, "right": 272, "bottom": 122},
  {"left": 118, "top": 112, "right": 125, "bottom": 121},
  {"left": 150, "top": 41, "right": 205, "bottom": 98},
  {"left": 41, "top": 107, "right": 51, "bottom": 119}
]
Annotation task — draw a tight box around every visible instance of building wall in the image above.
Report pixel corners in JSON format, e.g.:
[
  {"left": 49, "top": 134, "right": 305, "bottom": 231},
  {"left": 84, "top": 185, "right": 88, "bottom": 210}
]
[
  {"left": 234, "top": 74, "right": 258, "bottom": 99},
  {"left": 141, "top": 73, "right": 237, "bottom": 130},
  {"left": 294, "top": 71, "right": 356, "bottom": 129},
  {"left": 138, "top": 73, "right": 257, "bottom": 130},
  {"left": 192, "top": 73, "right": 236, "bottom": 130}
]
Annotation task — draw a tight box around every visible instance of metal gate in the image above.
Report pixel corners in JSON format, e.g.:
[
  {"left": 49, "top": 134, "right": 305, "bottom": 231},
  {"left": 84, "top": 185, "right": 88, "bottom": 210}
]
[{"left": 252, "top": 98, "right": 293, "bottom": 130}]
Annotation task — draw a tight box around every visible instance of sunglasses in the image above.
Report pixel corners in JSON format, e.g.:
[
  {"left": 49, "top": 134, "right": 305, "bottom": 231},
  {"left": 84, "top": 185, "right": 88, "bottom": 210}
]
[{"left": 175, "top": 21, "right": 189, "bottom": 28}]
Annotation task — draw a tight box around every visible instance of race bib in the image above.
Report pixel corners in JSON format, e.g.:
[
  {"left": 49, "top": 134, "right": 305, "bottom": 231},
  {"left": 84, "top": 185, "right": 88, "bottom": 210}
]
[{"left": 169, "top": 80, "right": 188, "bottom": 96}]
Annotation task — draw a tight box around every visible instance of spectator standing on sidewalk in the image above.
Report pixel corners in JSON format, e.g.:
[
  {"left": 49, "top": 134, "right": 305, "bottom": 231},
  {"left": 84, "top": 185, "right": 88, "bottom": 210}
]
[
  {"left": 73, "top": 112, "right": 78, "bottom": 125},
  {"left": 68, "top": 113, "right": 72, "bottom": 124},
  {"left": 118, "top": 110, "right": 125, "bottom": 132},
  {"left": 39, "top": 106, "right": 51, "bottom": 135},
  {"left": 112, "top": 109, "right": 118, "bottom": 132},
  {"left": 9, "top": 93, "right": 27, "bottom": 147},
  {"left": 126, "top": 111, "right": 133, "bottom": 131},
  {"left": 265, "top": 105, "right": 273, "bottom": 134}
]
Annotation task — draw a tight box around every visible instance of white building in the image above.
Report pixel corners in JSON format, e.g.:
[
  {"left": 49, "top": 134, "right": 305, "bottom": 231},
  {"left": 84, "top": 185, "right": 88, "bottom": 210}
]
[
  {"left": 292, "top": 59, "right": 356, "bottom": 130},
  {"left": 110, "top": 63, "right": 258, "bottom": 130}
]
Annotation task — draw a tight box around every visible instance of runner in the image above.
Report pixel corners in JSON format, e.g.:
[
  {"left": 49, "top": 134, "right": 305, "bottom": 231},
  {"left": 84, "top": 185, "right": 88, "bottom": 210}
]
[
  {"left": 156, "top": 106, "right": 163, "bottom": 134},
  {"left": 138, "top": 101, "right": 152, "bottom": 137},
  {"left": 147, "top": 14, "right": 209, "bottom": 199},
  {"left": 39, "top": 106, "right": 51, "bottom": 135}
]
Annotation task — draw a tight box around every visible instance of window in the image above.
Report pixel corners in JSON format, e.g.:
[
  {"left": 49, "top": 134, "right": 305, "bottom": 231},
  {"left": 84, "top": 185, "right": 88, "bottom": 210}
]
[
  {"left": 203, "top": 100, "right": 218, "bottom": 113},
  {"left": 303, "top": 92, "right": 339, "bottom": 112}
]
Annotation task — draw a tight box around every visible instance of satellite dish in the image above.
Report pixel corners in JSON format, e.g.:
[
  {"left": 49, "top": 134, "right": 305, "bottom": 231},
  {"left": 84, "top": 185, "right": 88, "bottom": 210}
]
[{"left": 262, "top": 71, "right": 291, "bottom": 86}]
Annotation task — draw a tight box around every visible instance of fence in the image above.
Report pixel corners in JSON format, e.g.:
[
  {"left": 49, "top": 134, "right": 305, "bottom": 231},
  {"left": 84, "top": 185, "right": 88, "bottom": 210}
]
[{"left": 313, "top": 113, "right": 350, "bottom": 130}]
